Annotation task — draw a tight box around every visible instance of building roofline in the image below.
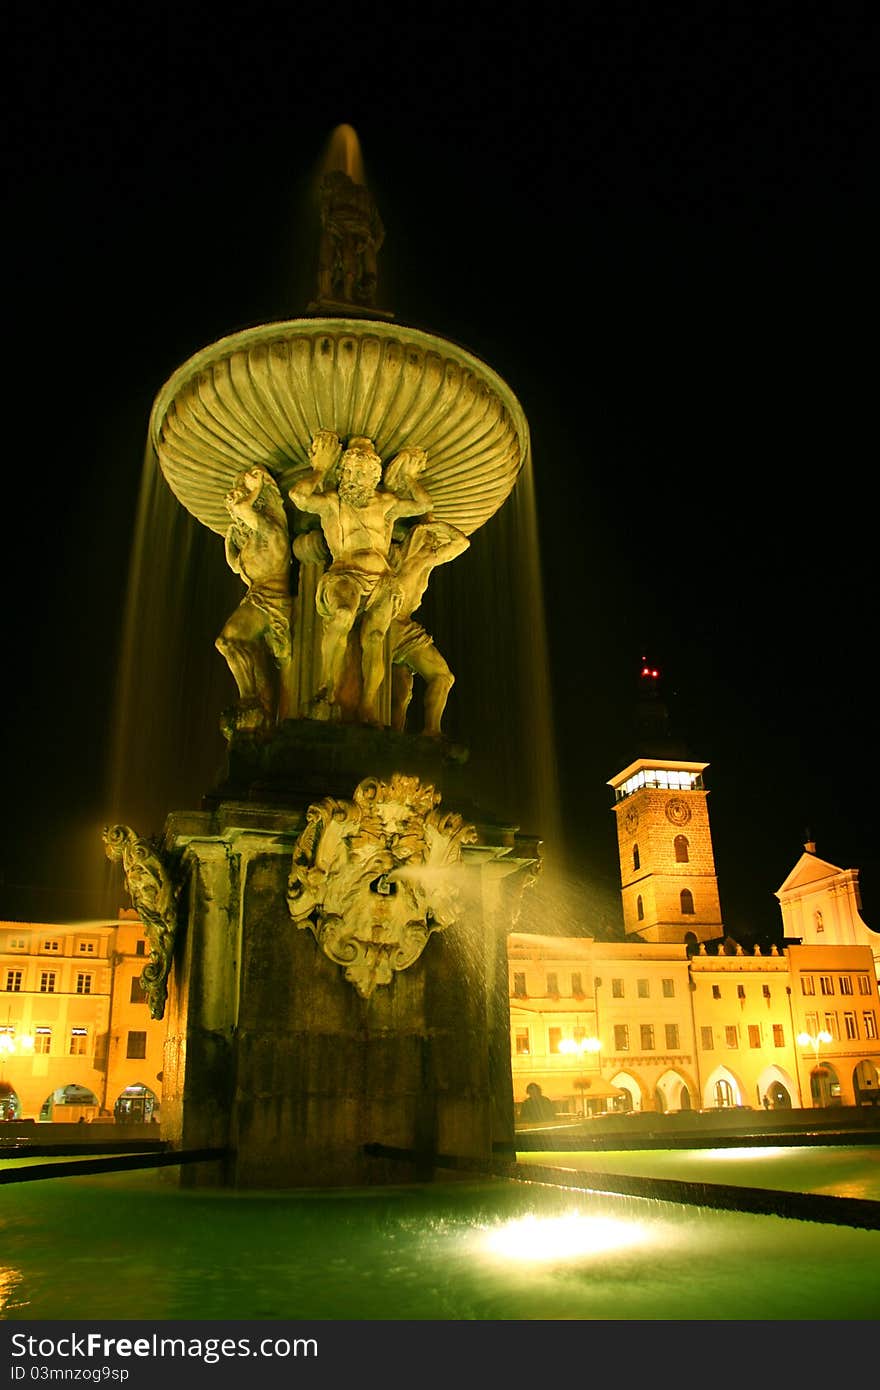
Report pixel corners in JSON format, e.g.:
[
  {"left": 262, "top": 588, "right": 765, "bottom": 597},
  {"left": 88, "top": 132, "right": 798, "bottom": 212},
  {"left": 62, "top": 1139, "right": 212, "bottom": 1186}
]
[{"left": 608, "top": 757, "right": 709, "bottom": 789}]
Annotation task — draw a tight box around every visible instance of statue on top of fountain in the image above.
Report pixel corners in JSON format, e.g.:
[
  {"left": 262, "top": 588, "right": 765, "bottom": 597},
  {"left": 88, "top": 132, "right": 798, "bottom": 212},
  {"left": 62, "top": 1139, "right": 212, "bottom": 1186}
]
[
  {"left": 314, "top": 168, "right": 385, "bottom": 311},
  {"left": 289, "top": 430, "right": 433, "bottom": 726}
]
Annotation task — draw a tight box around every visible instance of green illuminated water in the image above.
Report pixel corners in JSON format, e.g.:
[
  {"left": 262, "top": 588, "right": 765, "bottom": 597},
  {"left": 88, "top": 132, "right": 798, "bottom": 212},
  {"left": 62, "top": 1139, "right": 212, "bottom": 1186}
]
[{"left": 1, "top": 1149, "right": 879, "bottom": 1320}]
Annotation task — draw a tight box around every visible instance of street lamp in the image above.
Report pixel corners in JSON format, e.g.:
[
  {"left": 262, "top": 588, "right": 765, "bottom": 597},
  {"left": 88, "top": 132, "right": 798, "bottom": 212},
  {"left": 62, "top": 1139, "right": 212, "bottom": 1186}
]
[
  {"left": 559, "top": 1036, "right": 602, "bottom": 1117},
  {"left": 796, "top": 1029, "right": 832, "bottom": 1107}
]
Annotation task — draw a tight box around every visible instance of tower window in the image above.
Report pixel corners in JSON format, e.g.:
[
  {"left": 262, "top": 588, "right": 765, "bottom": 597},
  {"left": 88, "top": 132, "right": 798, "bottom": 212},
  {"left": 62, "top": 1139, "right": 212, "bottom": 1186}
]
[
  {"left": 636, "top": 895, "right": 644, "bottom": 921},
  {"left": 680, "top": 889, "right": 695, "bottom": 915},
  {"left": 674, "top": 834, "right": 689, "bottom": 863},
  {"left": 632, "top": 845, "right": 640, "bottom": 871}
]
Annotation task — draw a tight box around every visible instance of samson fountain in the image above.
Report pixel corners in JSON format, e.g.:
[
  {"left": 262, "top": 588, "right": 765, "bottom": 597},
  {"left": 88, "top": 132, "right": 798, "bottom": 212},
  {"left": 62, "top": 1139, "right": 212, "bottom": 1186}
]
[{"left": 103, "top": 135, "right": 542, "bottom": 1188}]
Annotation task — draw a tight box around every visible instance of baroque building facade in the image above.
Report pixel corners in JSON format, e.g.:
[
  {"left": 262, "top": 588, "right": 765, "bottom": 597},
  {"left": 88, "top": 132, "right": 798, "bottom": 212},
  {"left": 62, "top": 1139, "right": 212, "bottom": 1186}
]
[
  {"left": 0, "top": 910, "right": 164, "bottom": 1123},
  {"left": 509, "top": 747, "right": 880, "bottom": 1118}
]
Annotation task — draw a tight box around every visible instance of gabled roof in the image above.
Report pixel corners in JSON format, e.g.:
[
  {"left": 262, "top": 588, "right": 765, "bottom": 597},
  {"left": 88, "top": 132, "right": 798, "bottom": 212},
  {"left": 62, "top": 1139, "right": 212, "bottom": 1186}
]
[{"left": 776, "top": 852, "right": 849, "bottom": 898}]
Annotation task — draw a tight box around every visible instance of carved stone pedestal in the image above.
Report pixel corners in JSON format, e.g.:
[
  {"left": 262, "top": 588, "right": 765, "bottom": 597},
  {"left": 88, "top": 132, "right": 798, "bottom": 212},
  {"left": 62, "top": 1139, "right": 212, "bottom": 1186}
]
[{"left": 158, "top": 726, "right": 539, "bottom": 1188}]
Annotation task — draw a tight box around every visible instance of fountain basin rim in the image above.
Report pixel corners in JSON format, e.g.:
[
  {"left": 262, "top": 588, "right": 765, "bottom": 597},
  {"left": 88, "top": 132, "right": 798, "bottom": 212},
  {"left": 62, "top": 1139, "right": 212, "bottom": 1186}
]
[{"left": 148, "top": 316, "right": 531, "bottom": 537}]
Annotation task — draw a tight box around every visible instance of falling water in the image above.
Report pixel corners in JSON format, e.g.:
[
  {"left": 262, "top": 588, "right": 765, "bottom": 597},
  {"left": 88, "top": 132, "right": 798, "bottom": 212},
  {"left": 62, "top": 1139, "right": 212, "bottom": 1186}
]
[{"left": 98, "top": 443, "right": 238, "bottom": 913}]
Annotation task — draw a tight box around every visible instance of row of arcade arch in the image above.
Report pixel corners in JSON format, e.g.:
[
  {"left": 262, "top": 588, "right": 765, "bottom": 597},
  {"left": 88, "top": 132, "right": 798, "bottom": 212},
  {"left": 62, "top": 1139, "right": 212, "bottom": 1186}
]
[
  {"left": 0, "top": 1082, "right": 159, "bottom": 1124},
  {"left": 606, "top": 1058, "right": 880, "bottom": 1112}
]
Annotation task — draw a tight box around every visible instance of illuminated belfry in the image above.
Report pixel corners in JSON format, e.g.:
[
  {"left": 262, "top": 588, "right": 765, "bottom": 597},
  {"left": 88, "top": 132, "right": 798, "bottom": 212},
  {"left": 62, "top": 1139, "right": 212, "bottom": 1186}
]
[{"left": 607, "top": 662, "right": 723, "bottom": 946}]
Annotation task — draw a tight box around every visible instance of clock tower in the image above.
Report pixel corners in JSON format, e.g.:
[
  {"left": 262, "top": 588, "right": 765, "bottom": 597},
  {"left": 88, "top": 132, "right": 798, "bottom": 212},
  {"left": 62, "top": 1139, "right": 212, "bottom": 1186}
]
[{"left": 608, "top": 664, "right": 724, "bottom": 946}]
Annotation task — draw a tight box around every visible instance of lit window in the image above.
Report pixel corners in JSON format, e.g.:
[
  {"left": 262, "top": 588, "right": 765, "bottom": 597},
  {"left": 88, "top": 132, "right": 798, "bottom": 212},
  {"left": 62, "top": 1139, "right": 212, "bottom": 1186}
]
[
  {"left": 844, "top": 1012, "right": 858, "bottom": 1040},
  {"left": 662, "top": 978, "right": 675, "bottom": 998},
  {"left": 75, "top": 973, "right": 92, "bottom": 995},
  {"left": 39, "top": 972, "right": 56, "bottom": 993},
  {"left": 611, "top": 978, "right": 624, "bottom": 999},
  {"left": 674, "top": 835, "right": 689, "bottom": 863},
  {"left": 802, "top": 976, "right": 816, "bottom": 996},
  {"left": 548, "top": 1027, "right": 563, "bottom": 1054},
  {"left": 69, "top": 1028, "right": 88, "bottom": 1056},
  {"left": 665, "top": 1023, "right": 679, "bottom": 1049},
  {"left": 126, "top": 1031, "right": 147, "bottom": 1060},
  {"left": 640, "top": 1024, "right": 654, "bottom": 1050},
  {"left": 680, "top": 889, "right": 695, "bottom": 915},
  {"left": 613, "top": 1024, "right": 629, "bottom": 1051},
  {"left": 514, "top": 1028, "right": 530, "bottom": 1056},
  {"left": 5, "top": 970, "right": 22, "bottom": 992},
  {"left": 34, "top": 1028, "right": 51, "bottom": 1055},
  {"left": 637, "top": 979, "right": 649, "bottom": 998},
  {"left": 748, "top": 1024, "right": 761, "bottom": 1048},
  {"left": 772, "top": 1024, "right": 784, "bottom": 1046},
  {"left": 700, "top": 1026, "right": 714, "bottom": 1050},
  {"left": 725, "top": 1026, "right": 738, "bottom": 1049}
]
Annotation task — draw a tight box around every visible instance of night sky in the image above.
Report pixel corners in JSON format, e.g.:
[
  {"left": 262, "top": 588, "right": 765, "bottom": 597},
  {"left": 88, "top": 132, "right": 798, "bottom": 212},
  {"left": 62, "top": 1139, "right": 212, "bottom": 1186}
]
[{"left": 5, "top": 7, "right": 878, "bottom": 945}]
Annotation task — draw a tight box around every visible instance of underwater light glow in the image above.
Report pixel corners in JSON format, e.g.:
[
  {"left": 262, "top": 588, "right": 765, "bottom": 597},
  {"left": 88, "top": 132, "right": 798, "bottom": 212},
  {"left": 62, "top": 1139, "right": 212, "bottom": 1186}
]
[{"left": 482, "top": 1211, "right": 651, "bottom": 1262}]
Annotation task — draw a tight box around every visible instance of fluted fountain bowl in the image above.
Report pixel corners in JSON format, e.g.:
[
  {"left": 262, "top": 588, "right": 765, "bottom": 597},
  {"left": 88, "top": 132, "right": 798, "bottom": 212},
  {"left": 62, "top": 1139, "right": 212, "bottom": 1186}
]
[{"left": 149, "top": 318, "right": 530, "bottom": 537}]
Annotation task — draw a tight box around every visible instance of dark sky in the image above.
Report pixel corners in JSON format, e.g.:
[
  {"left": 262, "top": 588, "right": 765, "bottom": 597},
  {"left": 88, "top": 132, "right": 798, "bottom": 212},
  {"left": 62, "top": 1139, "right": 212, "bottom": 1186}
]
[{"left": 5, "top": 6, "right": 878, "bottom": 943}]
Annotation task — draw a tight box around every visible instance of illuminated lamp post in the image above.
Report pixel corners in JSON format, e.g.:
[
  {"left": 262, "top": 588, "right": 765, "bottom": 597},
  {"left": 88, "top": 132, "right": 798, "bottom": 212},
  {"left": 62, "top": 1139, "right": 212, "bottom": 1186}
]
[
  {"left": 796, "top": 1029, "right": 833, "bottom": 1107},
  {"left": 559, "top": 1036, "right": 602, "bottom": 1117}
]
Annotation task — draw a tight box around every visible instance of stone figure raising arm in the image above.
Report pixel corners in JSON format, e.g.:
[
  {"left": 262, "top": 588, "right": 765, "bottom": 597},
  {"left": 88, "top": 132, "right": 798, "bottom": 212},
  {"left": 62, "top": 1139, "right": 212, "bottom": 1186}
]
[
  {"left": 389, "top": 520, "right": 470, "bottom": 736},
  {"left": 215, "top": 465, "right": 293, "bottom": 730},
  {"left": 289, "top": 434, "right": 432, "bottom": 725}
]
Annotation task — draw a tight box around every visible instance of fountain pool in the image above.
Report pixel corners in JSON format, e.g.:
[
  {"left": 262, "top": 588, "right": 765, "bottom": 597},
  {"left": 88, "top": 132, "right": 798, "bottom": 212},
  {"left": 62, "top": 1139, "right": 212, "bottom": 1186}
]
[{"left": 1, "top": 1147, "right": 878, "bottom": 1320}]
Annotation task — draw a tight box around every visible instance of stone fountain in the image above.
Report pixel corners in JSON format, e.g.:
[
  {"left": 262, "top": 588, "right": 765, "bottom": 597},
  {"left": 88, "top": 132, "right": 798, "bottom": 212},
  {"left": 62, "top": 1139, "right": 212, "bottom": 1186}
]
[{"left": 104, "top": 146, "right": 541, "bottom": 1187}]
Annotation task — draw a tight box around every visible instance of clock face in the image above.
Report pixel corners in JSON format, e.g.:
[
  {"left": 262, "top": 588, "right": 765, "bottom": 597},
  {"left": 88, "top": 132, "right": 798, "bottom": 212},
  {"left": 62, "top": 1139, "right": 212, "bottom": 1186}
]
[
  {"left": 624, "top": 808, "right": 639, "bottom": 835},
  {"left": 665, "top": 796, "right": 692, "bottom": 826}
]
